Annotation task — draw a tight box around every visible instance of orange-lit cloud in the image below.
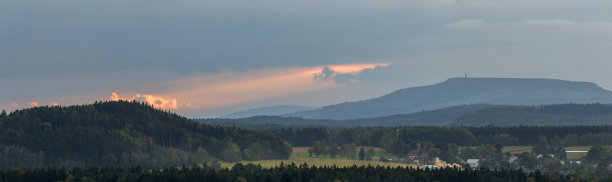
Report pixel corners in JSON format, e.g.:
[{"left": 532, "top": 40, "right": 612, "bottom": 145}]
[
  {"left": 165, "top": 67, "right": 333, "bottom": 110},
  {"left": 139, "top": 94, "right": 178, "bottom": 109},
  {"left": 29, "top": 102, "right": 39, "bottom": 107},
  {"left": 0, "top": 63, "right": 389, "bottom": 116},
  {"left": 110, "top": 92, "right": 121, "bottom": 101},
  {"left": 109, "top": 92, "right": 178, "bottom": 110},
  {"left": 1, "top": 63, "right": 388, "bottom": 114},
  {"left": 327, "top": 63, "right": 390, "bottom": 74},
  {"left": 313, "top": 63, "right": 390, "bottom": 84},
  {"left": 76, "top": 62, "right": 391, "bottom": 115},
  {"left": 154, "top": 62, "right": 390, "bottom": 110}
]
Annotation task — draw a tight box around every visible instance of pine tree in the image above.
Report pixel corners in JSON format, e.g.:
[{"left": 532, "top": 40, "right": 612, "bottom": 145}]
[
  {"left": 359, "top": 148, "right": 365, "bottom": 160},
  {"left": 0, "top": 110, "right": 6, "bottom": 119},
  {"left": 329, "top": 145, "right": 339, "bottom": 158}
]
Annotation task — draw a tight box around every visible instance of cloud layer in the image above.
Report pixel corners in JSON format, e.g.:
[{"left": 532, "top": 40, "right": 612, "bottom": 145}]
[
  {"left": 2, "top": 0, "right": 612, "bottom": 116},
  {"left": 313, "top": 63, "right": 389, "bottom": 84},
  {"left": 153, "top": 63, "right": 389, "bottom": 113},
  {"left": 0, "top": 63, "right": 389, "bottom": 116}
]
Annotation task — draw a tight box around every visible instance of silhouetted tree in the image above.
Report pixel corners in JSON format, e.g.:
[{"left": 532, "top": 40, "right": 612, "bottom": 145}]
[{"left": 358, "top": 148, "right": 365, "bottom": 160}]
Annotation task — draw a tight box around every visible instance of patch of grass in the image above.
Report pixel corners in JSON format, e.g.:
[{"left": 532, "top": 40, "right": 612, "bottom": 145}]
[
  {"left": 565, "top": 146, "right": 590, "bottom": 151},
  {"left": 357, "top": 146, "right": 385, "bottom": 152},
  {"left": 566, "top": 152, "right": 586, "bottom": 160},
  {"left": 503, "top": 146, "right": 533, "bottom": 154},
  {"left": 292, "top": 147, "right": 310, "bottom": 153},
  {"left": 565, "top": 146, "right": 590, "bottom": 160},
  {"left": 221, "top": 156, "right": 414, "bottom": 169},
  {"left": 467, "top": 146, "right": 594, "bottom": 160},
  {"left": 220, "top": 147, "right": 415, "bottom": 169},
  {"left": 292, "top": 146, "right": 394, "bottom": 160}
]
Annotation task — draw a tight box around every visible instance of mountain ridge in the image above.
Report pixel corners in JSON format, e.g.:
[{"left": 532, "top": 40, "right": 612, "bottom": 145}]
[
  {"left": 285, "top": 77, "right": 612, "bottom": 119},
  {"left": 203, "top": 103, "right": 612, "bottom": 127},
  {"left": 223, "top": 105, "right": 318, "bottom": 118},
  {"left": 201, "top": 104, "right": 492, "bottom": 127}
]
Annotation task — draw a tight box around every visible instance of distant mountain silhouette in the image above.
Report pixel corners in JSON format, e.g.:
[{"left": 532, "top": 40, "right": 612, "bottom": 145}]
[
  {"left": 222, "top": 105, "right": 318, "bottom": 118},
  {"left": 201, "top": 104, "right": 492, "bottom": 126},
  {"left": 203, "top": 103, "right": 612, "bottom": 127},
  {"left": 286, "top": 78, "right": 612, "bottom": 119}
]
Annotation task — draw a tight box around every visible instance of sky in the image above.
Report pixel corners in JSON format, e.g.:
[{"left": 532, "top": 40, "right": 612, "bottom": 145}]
[{"left": 2, "top": 0, "right": 612, "bottom": 117}]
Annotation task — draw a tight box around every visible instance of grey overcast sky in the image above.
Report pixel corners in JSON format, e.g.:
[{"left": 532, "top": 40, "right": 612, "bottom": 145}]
[{"left": 2, "top": 0, "right": 612, "bottom": 117}]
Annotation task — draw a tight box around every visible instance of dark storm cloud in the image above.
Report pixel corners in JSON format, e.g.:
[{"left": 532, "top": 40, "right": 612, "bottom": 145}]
[{"left": 0, "top": 0, "right": 445, "bottom": 79}]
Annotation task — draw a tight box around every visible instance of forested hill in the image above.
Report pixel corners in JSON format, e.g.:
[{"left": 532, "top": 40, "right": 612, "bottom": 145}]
[
  {"left": 453, "top": 104, "right": 612, "bottom": 126},
  {"left": 286, "top": 78, "right": 612, "bottom": 119},
  {"left": 0, "top": 101, "right": 291, "bottom": 169}
]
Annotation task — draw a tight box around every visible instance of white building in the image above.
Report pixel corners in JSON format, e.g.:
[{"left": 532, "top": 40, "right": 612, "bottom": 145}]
[
  {"left": 466, "top": 159, "right": 480, "bottom": 168},
  {"left": 508, "top": 156, "right": 518, "bottom": 164}
]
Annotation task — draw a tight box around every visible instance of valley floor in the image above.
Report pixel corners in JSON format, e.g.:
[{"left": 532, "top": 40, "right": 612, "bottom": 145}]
[
  {"left": 221, "top": 147, "right": 415, "bottom": 168},
  {"left": 500, "top": 146, "right": 592, "bottom": 160},
  {"left": 222, "top": 146, "right": 599, "bottom": 169}
]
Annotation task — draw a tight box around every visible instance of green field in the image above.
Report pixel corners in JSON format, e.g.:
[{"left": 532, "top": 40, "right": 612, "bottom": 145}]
[
  {"left": 461, "top": 146, "right": 595, "bottom": 160},
  {"left": 502, "top": 146, "right": 533, "bottom": 154},
  {"left": 221, "top": 147, "right": 416, "bottom": 168},
  {"left": 222, "top": 146, "right": 598, "bottom": 168},
  {"left": 501, "top": 146, "right": 591, "bottom": 160}
]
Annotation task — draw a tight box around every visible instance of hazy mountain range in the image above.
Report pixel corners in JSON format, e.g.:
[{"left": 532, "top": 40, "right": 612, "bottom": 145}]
[
  {"left": 222, "top": 105, "right": 318, "bottom": 119},
  {"left": 283, "top": 78, "right": 612, "bottom": 120},
  {"left": 210, "top": 77, "right": 612, "bottom": 126},
  {"left": 203, "top": 103, "right": 612, "bottom": 127},
  {"left": 202, "top": 104, "right": 491, "bottom": 126}
]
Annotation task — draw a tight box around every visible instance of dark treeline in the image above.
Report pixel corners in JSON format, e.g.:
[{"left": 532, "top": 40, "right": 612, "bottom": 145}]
[
  {"left": 266, "top": 127, "right": 329, "bottom": 147},
  {"left": 0, "top": 165, "right": 578, "bottom": 182},
  {"left": 467, "top": 126, "right": 612, "bottom": 146},
  {"left": 246, "top": 125, "right": 612, "bottom": 149},
  {"left": 454, "top": 104, "right": 612, "bottom": 126},
  {"left": 0, "top": 101, "right": 292, "bottom": 169}
]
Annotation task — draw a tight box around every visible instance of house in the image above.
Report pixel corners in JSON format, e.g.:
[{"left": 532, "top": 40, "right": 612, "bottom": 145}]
[
  {"left": 466, "top": 159, "right": 480, "bottom": 168},
  {"left": 508, "top": 156, "right": 518, "bottom": 164}
]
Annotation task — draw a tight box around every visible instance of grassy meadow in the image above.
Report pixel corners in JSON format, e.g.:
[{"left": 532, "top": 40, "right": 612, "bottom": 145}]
[
  {"left": 222, "top": 145, "right": 599, "bottom": 168},
  {"left": 221, "top": 147, "right": 416, "bottom": 168},
  {"left": 460, "top": 146, "right": 595, "bottom": 160},
  {"left": 501, "top": 146, "right": 591, "bottom": 160}
]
